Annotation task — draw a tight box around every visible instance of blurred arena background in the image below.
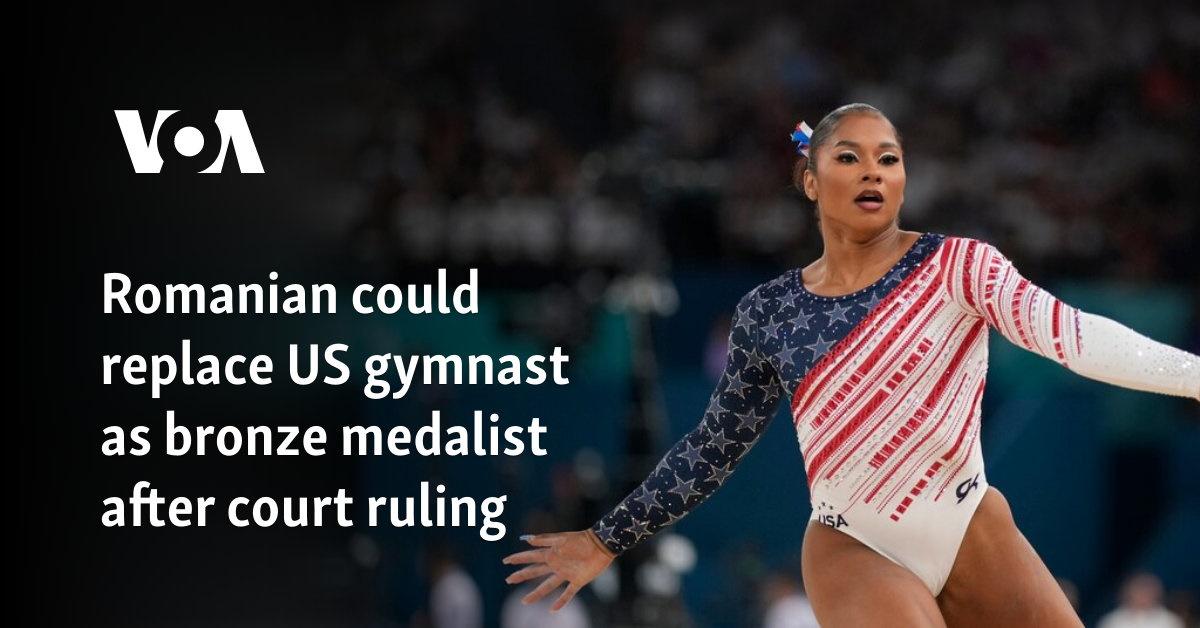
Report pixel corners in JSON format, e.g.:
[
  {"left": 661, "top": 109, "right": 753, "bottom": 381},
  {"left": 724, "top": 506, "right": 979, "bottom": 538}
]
[
  {"left": 21, "top": 0, "right": 1198, "bottom": 626},
  {"left": 334, "top": 1, "right": 1199, "bottom": 626}
]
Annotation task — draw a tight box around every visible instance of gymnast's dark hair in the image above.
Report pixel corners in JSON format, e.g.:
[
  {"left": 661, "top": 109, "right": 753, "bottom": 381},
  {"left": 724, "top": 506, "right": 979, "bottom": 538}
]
[{"left": 791, "top": 103, "right": 902, "bottom": 193}]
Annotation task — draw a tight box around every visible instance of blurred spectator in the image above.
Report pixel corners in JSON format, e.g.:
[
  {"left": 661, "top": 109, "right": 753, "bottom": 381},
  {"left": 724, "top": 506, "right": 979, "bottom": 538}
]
[
  {"left": 760, "top": 571, "right": 818, "bottom": 628},
  {"left": 1098, "top": 572, "right": 1184, "bottom": 628},
  {"left": 425, "top": 543, "right": 483, "bottom": 628},
  {"left": 501, "top": 583, "right": 592, "bottom": 628}
]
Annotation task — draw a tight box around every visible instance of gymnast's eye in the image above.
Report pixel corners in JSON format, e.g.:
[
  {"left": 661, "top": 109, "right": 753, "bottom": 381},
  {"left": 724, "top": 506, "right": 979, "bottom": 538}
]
[
  {"left": 880, "top": 154, "right": 900, "bottom": 165},
  {"left": 836, "top": 152, "right": 857, "bottom": 163}
]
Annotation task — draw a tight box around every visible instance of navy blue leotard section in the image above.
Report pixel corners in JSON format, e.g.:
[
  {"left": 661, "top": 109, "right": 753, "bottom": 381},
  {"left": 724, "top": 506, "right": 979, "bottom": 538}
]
[{"left": 591, "top": 233, "right": 946, "bottom": 555}]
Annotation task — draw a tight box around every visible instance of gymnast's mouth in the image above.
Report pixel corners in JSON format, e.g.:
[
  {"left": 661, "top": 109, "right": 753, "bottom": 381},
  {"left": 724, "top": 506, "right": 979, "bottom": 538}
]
[{"left": 855, "top": 189, "right": 884, "bottom": 210}]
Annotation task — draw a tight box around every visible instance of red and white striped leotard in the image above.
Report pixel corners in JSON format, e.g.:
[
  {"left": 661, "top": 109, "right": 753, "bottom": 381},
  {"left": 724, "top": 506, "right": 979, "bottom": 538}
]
[{"left": 592, "top": 233, "right": 1200, "bottom": 594}]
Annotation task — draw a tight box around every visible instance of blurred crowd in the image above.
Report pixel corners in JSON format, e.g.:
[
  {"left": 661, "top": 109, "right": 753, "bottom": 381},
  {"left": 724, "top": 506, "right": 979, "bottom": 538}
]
[
  {"left": 342, "top": 0, "right": 1198, "bottom": 285},
  {"left": 336, "top": 1, "right": 1200, "bottom": 626}
]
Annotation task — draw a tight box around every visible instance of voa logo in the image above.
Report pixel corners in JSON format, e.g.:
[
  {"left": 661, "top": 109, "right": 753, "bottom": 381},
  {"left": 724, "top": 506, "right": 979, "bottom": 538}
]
[{"left": 114, "top": 110, "right": 265, "bottom": 173}]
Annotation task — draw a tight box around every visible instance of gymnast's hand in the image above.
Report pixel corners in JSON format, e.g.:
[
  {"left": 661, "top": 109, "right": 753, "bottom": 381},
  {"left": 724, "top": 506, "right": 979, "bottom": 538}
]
[{"left": 502, "top": 529, "right": 615, "bottom": 611}]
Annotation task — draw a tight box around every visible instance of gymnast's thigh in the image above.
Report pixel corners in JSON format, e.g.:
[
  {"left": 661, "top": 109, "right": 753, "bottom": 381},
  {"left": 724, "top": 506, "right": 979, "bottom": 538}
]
[
  {"left": 937, "top": 487, "right": 1083, "bottom": 628},
  {"left": 801, "top": 520, "right": 947, "bottom": 628}
]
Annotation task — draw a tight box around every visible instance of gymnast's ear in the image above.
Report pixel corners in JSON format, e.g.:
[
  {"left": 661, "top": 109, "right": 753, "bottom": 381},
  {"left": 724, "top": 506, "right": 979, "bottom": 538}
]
[
  {"left": 801, "top": 165, "right": 818, "bottom": 203},
  {"left": 792, "top": 155, "right": 817, "bottom": 202}
]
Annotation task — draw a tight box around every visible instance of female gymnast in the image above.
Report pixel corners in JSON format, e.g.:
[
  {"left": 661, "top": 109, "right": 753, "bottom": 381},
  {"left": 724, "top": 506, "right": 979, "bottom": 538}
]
[{"left": 501, "top": 103, "right": 1200, "bottom": 627}]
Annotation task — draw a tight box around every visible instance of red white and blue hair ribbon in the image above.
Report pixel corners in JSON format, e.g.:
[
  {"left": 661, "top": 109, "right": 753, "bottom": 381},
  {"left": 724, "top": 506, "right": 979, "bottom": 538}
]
[{"left": 790, "top": 121, "right": 813, "bottom": 157}]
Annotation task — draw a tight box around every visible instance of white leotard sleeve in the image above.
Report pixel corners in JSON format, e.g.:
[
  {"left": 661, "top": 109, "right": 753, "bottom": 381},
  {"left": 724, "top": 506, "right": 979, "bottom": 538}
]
[{"left": 946, "top": 239, "right": 1200, "bottom": 401}]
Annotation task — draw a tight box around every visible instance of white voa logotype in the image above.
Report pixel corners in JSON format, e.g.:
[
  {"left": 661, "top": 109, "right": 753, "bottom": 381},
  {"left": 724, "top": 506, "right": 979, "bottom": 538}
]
[{"left": 114, "top": 110, "right": 265, "bottom": 173}]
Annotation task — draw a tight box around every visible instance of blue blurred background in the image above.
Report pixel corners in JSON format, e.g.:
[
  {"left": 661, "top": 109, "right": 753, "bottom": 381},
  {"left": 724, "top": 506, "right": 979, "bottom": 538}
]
[
  {"left": 22, "top": 0, "right": 1198, "bottom": 626},
  {"left": 330, "top": 1, "right": 1199, "bottom": 626}
]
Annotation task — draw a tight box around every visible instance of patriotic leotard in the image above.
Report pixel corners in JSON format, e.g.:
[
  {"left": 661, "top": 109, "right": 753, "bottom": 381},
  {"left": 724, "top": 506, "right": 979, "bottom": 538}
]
[{"left": 591, "top": 232, "right": 1200, "bottom": 595}]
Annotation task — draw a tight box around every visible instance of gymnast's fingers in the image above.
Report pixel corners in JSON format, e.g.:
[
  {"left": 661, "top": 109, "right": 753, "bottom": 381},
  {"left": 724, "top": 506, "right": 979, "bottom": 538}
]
[
  {"left": 505, "top": 564, "right": 552, "bottom": 585},
  {"left": 550, "top": 582, "right": 582, "bottom": 612},
  {"left": 522, "top": 574, "right": 564, "bottom": 605},
  {"left": 522, "top": 533, "right": 566, "bottom": 547},
  {"left": 502, "top": 548, "right": 548, "bottom": 566}
]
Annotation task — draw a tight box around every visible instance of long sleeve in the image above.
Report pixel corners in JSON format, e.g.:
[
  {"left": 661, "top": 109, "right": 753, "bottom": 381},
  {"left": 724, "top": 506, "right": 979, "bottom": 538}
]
[
  {"left": 948, "top": 238, "right": 1200, "bottom": 400},
  {"left": 590, "top": 286, "right": 784, "bottom": 556}
]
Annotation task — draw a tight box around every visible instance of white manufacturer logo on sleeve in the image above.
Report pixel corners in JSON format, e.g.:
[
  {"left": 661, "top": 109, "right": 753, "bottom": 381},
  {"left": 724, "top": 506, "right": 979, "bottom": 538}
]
[{"left": 114, "top": 110, "right": 265, "bottom": 173}]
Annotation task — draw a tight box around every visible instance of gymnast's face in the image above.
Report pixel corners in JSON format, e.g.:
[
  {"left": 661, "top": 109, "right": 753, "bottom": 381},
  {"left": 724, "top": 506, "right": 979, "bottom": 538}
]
[{"left": 802, "top": 114, "right": 905, "bottom": 235}]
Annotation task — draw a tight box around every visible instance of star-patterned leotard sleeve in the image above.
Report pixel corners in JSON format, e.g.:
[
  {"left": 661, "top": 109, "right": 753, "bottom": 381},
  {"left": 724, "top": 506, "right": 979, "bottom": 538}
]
[{"left": 590, "top": 286, "right": 784, "bottom": 556}]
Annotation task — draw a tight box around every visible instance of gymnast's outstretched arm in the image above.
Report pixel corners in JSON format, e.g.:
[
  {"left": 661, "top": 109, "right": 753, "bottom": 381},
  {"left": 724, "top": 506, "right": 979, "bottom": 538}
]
[
  {"left": 589, "top": 286, "right": 786, "bottom": 555},
  {"left": 947, "top": 238, "right": 1200, "bottom": 400},
  {"left": 502, "top": 286, "right": 784, "bottom": 610}
]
